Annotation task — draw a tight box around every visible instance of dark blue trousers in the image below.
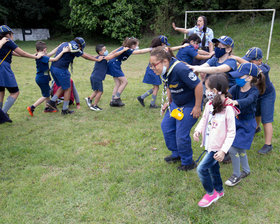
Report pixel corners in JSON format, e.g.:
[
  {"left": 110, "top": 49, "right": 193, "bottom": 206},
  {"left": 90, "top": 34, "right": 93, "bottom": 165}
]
[{"left": 161, "top": 102, "right": 198, "bottom": 165}]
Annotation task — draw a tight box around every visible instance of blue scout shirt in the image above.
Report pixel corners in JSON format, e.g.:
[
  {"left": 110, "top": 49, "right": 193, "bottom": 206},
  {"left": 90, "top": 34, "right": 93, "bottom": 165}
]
[
  {"left": 51, "top": 42, "right": 83, "bottom": 70},
  {"left": 0, "top": 39, "right": 17, "bottom": 64},
  {"left": 91, "top": 56, "right": 108, "bottom": 81},
  {"left": 229, "top": 85, "right": 259, "bottom": 120},
  {"left": 110, "top": 47, "right": 134, "bottom": 64},
  {"left": 36, "top": 56, "right": 50, "bottom": 77},
  {"left": 259, "top": 63, "right": 273, "bottom": 95},
  {"left": 163, "top": 58, "right": 200, "bottom": 107},
  {"left": 176, "top": 45, "right": 198, "bottom": 65},
  {"left": 207, "top": 57, "right": 237, "bottom": 87}
]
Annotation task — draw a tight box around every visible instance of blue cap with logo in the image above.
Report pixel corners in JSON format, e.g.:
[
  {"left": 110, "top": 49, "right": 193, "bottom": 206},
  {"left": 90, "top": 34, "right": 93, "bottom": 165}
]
[
  {"left": 159, "top": 35, "right": 170, "bottom": 46},
  {"left": 242, "top": 47, "right": 263, "bottom": 61},
  {"left": 230, "top": 63, "right": 258, "bottom": 78},
  {"left": 212, "top": 36, "right": 234, "bottom": 48},
  {"left": 75, "top": 37, "right": 86, "bottom": 50},
  {"left": 0, "top": 25, "right": 13, "bottom": 34}
]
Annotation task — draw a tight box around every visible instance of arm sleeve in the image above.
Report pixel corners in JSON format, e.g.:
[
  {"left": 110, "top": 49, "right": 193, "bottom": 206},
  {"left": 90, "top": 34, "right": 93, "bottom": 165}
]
[
  {"left": 188, "top": 27, "right": 195, "bottom": 35},
  {"left": 237, "top": 88, "right": 259, "bottom": 109},
  {"left": 207, "top": 28, "right": 214, "bottom": 43},
  {"left": 177, "top": 66, "right": 200, "bottom": 89},
  {"left": 195, "top": 103, "right": 209, "bottom": 133},
  {"left": 224, "top": 58, "right": 237, "bottom": 71},
  {"left": 221, "top": 107, "right": 236, "bottom": 153}
]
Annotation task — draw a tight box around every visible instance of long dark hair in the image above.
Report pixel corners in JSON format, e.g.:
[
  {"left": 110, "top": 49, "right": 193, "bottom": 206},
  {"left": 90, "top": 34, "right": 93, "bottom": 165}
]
[
  {"left": 181, "top": 34, "right": 201, "bottom": 45},
  {"left": 251, "top": 71, "right": 266, "bottom": 95},
  {"left": 0, "top": 31, "right": 12, "bottom": 40},
  {"left": 198, "top": 16, "right": 207, "bottom": 48},
  {"left": 122, "top": 37, "right": 139, "bottom": 48},
  {"left": 205, "top": 74, "right": 232, "bottom": 115},
  {"left": 150, "top": 37, "right": 162, "bottom": 48}
]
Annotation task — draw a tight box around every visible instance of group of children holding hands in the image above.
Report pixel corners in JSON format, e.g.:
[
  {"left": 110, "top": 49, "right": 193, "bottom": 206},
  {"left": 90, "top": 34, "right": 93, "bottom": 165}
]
[{"left": 0, "top": 20, "right": 276, "bottom": 209}]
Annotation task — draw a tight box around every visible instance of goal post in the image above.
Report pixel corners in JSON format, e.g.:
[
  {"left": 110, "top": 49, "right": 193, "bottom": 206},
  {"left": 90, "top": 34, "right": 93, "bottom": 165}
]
[{"left": 184, "top": 9, "right": 276, "bottom": 63}]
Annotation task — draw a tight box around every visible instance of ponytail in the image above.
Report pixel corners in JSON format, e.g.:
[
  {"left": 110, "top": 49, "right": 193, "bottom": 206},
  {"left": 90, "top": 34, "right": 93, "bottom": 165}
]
[{"left": 252, "top": 71, "right": 266, "bottom": 95}]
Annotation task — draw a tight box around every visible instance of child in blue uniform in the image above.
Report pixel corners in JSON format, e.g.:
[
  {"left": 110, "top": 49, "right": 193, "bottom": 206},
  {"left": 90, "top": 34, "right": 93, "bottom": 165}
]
[
  {"left": 107, "top": 37, "right": 152, "bottom": 107},
  {"left": 26, "top": 41, "right": 70, "bottom": 116},
  {"left": 137, "top": 35, "right": 189, "bottom": 108},
  {"left": 47, "top": 37, "right": 103, "bottom": 115},
  {"left": 188, "top": 36, "right": 237, "bottom": 88},
  {"left": 176, "top": 34, "right": 213, "bottom": 65},
  {"left": 150, "top": 46, "right": 203, "bottom": 171},
  {"left": 0, "top": 25, "right": 43, "bottom": 118},
  {"left": 225, "top": 63, "right": 266, "bottom": 186},
  {"left": 233, "top": 47, "right": 275, "bottom": 154},
  {"left": 85, "top": 44, "right": 129, "bottom": 111}
]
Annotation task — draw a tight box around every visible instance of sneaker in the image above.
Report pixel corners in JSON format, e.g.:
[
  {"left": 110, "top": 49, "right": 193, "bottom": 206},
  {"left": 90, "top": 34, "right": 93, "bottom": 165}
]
[
  {"left": 56, "top": 99, "right": 63, "bottom": 105},
  {"left": 44, "top": 107, "right": 58, "bottom": 113},
  {"left": 216, "top": 190, "right": 224, "bottom": 198},
  {"left": 225, "top": 174, "right": 241, "bottom": 187},
  {"left": 222, "top": 153, "right": 231, "bottom": 164},
  {"left": 5, "top": 113, "right": 12, "bottom": 123},
  {"left": 255, "top": 126, "right": 261, "bottom": 134},
  {"left": 198, "top": 191, "right": 219, "bottom": 207},
  {"left": 240, "top": 171, "right": 250, "bottom": 179},
  {"left": 61, "top": 109, "right": 74, "bottom": 115},
  {"left": 85, "top": 97, "right": 92, "bottom": 108},
  {"left": 177, "top": 161, "right": 197, "bottom": 171},
  {"left": 258, "top": 144, "right": 273, "bottom": 154},
  {"left": 164, "top": 155, "right": 181, "bottom": 164},
  {"left": 90, "top": 105, "right": 102, "bottom": 111},
  {"left": 149, "top": 104, "right": 160, "bottom": 109},
  {"left": 137, "top": 96, "right": 145, "bottom": 107},
  {"left": 47, "top": 100, "right": 58, "bottom": 111},
  {"left": 27, "top": 106, "right": 34, "bottom": 116},
  {"left": 111, "top": 98, "right": 125, "bottom": 107}
]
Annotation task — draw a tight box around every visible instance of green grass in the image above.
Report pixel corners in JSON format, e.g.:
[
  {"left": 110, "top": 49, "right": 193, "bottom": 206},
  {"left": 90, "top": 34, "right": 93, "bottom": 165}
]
[{"left": 0, "top": 19, "right": 280, "bottom": 224}]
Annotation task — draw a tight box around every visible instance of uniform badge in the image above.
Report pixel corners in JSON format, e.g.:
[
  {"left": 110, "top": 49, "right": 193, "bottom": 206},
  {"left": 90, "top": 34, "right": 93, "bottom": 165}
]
[{"left": 188, "top": 72, "right": 197, "bottom": 81}]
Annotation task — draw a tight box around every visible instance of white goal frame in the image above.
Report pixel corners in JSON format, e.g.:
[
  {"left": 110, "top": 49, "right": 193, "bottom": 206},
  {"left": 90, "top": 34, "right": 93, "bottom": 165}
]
[{"left": 184, "top": 9, "right": 276, "bottom": 62}]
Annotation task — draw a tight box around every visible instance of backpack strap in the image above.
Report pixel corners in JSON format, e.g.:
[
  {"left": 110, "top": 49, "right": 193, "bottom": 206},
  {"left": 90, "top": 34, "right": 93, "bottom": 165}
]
[{"left": 0, "top": 50, "right": 12, "bottom": 65}]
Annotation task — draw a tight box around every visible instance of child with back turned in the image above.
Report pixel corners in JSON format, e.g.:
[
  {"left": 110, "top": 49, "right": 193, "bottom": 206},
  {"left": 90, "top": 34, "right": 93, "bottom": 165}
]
[
  {"left": 193, "top": 74, "right": 240, "bottom": 207},
  {"left": 27, "top": 41, "right": 69, "bottom": 116}
]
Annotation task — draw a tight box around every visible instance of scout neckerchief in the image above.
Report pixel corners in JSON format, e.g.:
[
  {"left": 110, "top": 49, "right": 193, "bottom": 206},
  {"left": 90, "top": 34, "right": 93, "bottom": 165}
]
[
  {"left": 160, "top": 60, "right": 180, "bottom": 116},
  {"left": 0, "top": 50, "right": 11, "bottom": 65}
]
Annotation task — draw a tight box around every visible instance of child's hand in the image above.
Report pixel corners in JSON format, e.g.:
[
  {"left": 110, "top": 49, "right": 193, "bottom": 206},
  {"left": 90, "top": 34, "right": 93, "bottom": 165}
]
[
  {"left": 213, "top": 151, "right": 225, "bottom": 162},
  {"left": 193, "top": 131, "right": 200, "bottom": 142},
  {"left": 36, "top": 51, "right": 44, "bottom": 59},
  {"left": 161, "top": 102, "right": 169, "bottom": 115},
  {"left": 123, "top": 47, "right": 129, "bottom": 51},
  {"left": 0, "top": 37, "right": 9, "bottom": 46},
  {"left": 76, "top": 103, "right": 81, "bottom": 109},
  {"left": 172, "top": 22, "right": 177, "bottom": 30},
  {"left": 96, "top": 56, "right": 104, "bottom": 62},
  {"left": 62, "top": 46, "right": 70, "bottom": 53},
  {"left": 226, "top": 99, "right": 238, "bottom": 106}
]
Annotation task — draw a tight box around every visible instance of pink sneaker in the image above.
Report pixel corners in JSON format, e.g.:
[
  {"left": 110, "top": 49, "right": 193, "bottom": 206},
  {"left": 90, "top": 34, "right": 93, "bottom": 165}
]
[
  {"left": 198, "top": 191, "right": 219, "bottom": 207},
  {"left": 216, "top": 190, "right": 224, "bottom": 198}
]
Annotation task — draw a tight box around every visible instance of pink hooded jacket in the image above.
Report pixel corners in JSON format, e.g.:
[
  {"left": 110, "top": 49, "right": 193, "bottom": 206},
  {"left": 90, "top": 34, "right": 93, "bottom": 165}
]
[{"left": 195, "top": 98, "right": 240, "bottom": 153}]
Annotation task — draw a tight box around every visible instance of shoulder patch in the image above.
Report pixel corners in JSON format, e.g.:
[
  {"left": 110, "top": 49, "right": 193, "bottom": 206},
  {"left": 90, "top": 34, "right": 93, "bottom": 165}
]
[{"left": 188, "top": 72, "right": 197, "bottom": 81}]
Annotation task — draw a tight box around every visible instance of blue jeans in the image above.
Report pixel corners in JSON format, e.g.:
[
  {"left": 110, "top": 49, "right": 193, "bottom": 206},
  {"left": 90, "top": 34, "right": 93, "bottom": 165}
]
[
  {"left": 197, "top": 151, "right": 223, "bottom": 194},
  {"left": 161, "top": 102, "right": 197, "bottom": 165}
]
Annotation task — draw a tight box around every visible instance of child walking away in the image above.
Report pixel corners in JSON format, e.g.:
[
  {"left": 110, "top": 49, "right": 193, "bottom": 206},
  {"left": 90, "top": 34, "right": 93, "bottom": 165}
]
[
  {"left": 107, "top": 37, "right": 152, "bottom": 107},
  {"left": 27, "top": 41, "right": 70, "bottom": 116},
  {"left": 194, "top": 74, "right": 239, "bottom": 208},
  {"left": 225, "top": 63, "right": 266, "bottom": 187},
  {"left": 47, "top": 37, "right": 103, "bottom": 115},
  {"left": 0, "top": 25, "right": 44, "bottom": 120},
  {"left": 85, "top": 44, "right": 129, "bottom": 111},
  {"left": 137, "top": 35, "right": 188, "bottom": 108}
]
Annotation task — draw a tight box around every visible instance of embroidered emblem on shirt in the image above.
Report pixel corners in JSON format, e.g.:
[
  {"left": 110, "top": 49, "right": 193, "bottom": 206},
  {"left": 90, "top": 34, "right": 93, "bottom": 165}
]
[
  {"left": 188, "top": 72, "right": 197, "bottom": 81},
  {"left": 169, "top": 83, "right": 178, "bottom": 88}
]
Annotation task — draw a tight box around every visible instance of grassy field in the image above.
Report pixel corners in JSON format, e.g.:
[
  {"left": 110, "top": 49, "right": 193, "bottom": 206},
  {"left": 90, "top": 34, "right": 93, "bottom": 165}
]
[{"left": 0, "top": 19, "right": 280, "bottom": 223}]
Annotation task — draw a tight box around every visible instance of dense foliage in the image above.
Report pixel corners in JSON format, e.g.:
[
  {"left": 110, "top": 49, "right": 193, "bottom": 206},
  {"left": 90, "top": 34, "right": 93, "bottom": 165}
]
[{"left": 0, "top": 0, "right": 279, "bottom": 40}]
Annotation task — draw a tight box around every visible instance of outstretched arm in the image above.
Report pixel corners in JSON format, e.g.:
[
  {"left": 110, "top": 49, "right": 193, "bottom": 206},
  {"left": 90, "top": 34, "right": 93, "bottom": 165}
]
[
  {"left": 172, "top": 22, "right": 189, "bottom": 34},
  {"left": 188, "top": 64, "right": 231, "bottom": 74},
  {"left": 47, "top": 43, "right": 65, "bottom": 57},
  {"left": 108, "top": 46, "right": 123, "bottom": 55},
  {"left": 231, "top": 55, "right": 248, "bottom": 65},
  {"left": 170, "top": 43, "right": 189, "bottom": 51},
  {"left": 14, "top": 47, "right": 43, "bottom": 59},
  {"left": 49, "top": 46, "right": 70, "bottom": 62},
  {"left": 105, "top": 47, "right": 129, "bottom": 60},
  {"left": 81, "top": 52, "right": 104, "bottom": 62},
  {"left": 132, "top": 48, "right": 152, "bottom": 55}
]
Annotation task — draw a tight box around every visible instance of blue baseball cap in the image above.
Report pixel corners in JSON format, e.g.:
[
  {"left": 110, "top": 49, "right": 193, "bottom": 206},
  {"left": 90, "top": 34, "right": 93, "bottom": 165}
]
[
  {"left": 159, "top": 35, "right": 170, "bottom": 46},
  {"left": 0, "top": 25, "right": 13, "bottom": 34},
  {"left": 69, "top": 40, "right": 81, "bottom": 52},
  {"left": 242, "top": 47, "right": 263, "bottom": 61},
  {"left": 212, "top": 36, "right": 234, "bottom": 48},
  {"left": 75, "top": 37, "right": 86, "bottom": 50},
  {"left": 230, "top": 63, "right": 258, "bottom": 78}
]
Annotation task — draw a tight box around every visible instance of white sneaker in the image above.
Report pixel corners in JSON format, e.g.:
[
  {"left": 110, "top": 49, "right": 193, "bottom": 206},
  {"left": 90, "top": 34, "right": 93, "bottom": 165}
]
[
  {"left": 90, "top": 105, "right": 102, "bottom": 111},
  {"left": 85, "top": 97, "right": 91, "bottom": 108}
]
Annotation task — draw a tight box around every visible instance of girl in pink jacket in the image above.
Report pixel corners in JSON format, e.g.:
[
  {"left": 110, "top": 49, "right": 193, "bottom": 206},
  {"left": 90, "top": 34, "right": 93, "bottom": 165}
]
[{"left": 193, "top": 74, "right": 239, "bottom": 208}]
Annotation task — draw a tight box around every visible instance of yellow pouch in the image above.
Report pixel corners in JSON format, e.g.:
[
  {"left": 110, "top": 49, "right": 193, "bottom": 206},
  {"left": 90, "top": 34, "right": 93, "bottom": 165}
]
[{"left": 170, "top": 108, "right": 184, "bottom": 120}]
